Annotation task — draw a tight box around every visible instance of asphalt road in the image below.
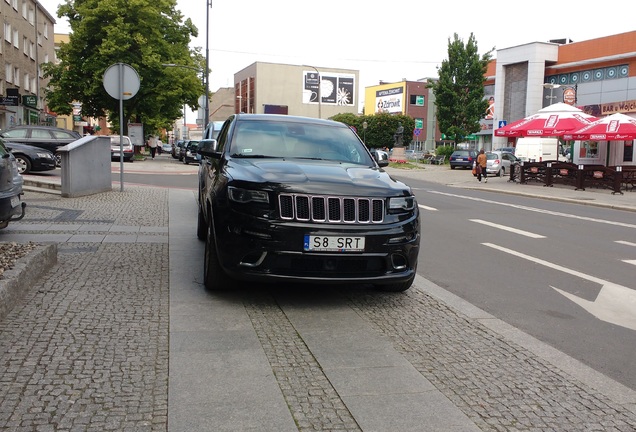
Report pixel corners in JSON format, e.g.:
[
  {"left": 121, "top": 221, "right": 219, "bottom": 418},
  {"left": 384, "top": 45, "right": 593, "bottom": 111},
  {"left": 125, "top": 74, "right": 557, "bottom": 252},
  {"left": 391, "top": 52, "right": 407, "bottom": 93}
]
[{"left": 391, "top": 175, "right": 636, "bottom": 391}]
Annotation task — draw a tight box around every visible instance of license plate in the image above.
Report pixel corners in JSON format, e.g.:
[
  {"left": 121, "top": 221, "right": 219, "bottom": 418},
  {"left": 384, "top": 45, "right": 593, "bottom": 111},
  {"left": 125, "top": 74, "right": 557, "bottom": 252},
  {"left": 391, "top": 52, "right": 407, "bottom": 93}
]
[
  {"left": 10, "top": 195, "right": 20, "bottom": 208},
  {"left": 304, "top": 235, "right": 365, "bottom": 252},
  {"left": 113, "top": 152, "right": 120, "bottom": 157}
]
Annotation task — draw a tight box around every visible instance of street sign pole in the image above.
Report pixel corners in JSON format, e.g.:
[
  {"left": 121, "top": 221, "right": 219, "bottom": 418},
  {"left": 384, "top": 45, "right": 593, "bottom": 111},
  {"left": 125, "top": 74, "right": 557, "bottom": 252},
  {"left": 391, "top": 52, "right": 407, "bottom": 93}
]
[{"left": 103, "top": 63, "right": 140, "bottom": 191}]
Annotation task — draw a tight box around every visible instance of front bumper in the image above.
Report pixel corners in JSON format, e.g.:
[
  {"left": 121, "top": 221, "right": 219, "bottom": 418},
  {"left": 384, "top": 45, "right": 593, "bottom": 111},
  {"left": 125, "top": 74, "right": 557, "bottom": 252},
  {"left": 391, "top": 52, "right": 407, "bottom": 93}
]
[{"left": 213, "top": 208, "right": 420, "bottom": 285}]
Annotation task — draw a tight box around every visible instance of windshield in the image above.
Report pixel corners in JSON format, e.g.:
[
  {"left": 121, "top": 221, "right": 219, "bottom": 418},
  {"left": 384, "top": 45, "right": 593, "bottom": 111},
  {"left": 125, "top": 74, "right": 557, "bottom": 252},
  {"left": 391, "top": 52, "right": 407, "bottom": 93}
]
[{"left": 229, "top": 120, "right": 373, "bottom": 165}]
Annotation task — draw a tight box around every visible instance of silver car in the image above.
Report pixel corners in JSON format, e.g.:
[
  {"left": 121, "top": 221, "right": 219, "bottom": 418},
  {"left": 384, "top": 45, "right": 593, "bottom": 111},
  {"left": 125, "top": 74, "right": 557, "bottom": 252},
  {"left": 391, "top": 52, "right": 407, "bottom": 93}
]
[{"left": 486, "top": 151, "right": 519, "bottom": 176}]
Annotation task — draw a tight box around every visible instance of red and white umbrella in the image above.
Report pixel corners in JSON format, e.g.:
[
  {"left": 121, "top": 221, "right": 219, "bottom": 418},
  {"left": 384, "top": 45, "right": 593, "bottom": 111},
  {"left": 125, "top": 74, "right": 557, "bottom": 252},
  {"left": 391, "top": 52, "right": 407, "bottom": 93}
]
[
  {"left": 563, "top": 113, "right": 636, "bottom": 140},
  {"left": 495, "top": 103, "right": 598, "bottom": 137}
]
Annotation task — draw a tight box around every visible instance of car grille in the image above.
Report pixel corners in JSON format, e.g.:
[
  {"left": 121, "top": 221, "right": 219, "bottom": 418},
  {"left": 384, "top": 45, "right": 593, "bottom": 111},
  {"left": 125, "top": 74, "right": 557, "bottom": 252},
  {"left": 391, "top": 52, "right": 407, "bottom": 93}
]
[{"left": 279, "top": 194, "right": 384, "bottom": 224}]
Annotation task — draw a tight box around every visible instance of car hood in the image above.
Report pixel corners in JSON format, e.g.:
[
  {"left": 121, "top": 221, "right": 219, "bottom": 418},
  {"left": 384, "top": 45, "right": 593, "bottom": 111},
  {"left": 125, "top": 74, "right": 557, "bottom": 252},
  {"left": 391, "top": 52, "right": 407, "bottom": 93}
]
[{"left": 227, "top": 158, "right": 412, "bottom": 196}]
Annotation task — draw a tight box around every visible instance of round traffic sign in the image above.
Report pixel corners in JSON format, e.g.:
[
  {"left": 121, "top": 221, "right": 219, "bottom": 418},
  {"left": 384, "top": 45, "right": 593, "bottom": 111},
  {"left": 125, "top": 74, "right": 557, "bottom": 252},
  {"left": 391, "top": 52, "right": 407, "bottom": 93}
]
[{"left": 103, "top": 63, "right": 140, "bottom": 100}]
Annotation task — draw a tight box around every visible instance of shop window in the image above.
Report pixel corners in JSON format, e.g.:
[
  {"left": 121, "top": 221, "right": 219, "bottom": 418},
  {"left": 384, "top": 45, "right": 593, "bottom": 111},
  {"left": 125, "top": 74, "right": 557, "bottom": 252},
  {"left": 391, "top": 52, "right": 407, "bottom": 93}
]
[
  {"left": 580, "top": 140, "right": 598, "bottom": 158},
  {"left": 624, "top": 141, "right": 633, "bottom": 163}
]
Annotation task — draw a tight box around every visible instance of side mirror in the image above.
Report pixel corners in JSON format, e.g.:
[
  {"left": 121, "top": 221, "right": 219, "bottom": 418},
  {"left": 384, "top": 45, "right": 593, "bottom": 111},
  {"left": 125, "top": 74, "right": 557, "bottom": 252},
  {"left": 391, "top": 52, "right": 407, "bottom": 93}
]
[{"left": 198, "top": 139, "right": 218, "bottom": 156}]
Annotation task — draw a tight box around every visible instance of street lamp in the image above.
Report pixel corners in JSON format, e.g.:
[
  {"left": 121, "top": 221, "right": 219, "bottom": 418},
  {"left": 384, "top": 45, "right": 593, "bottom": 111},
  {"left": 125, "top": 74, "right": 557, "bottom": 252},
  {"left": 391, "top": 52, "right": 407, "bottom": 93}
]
[
  {"left": 543, "top": 83, "right": 561, "bottom": 105},
  {"left": 362, "top": 121, "right": 368, "bottom": 144},
  {"left": 204, "top": 0, "right": 212, "bottom": 132},
  {"left": 303, "top": 65, "right": 321, "bottom": 119}
]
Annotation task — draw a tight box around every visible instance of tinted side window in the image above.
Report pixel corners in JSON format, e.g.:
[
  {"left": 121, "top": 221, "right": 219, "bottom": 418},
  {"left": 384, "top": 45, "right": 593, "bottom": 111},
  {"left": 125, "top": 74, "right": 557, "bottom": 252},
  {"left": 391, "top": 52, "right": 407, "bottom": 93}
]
[
  {"left": 215, "top": 119, "right": 233, "bottom": 153},
  {"left": 52, "top": 130, "right": 77, "bottom": 139},
  {"left": 32, "top": 129, "right": 53, "bottom": 138},
  {"left": 2, "top": 129, "right": 27, "bottom": 138}
]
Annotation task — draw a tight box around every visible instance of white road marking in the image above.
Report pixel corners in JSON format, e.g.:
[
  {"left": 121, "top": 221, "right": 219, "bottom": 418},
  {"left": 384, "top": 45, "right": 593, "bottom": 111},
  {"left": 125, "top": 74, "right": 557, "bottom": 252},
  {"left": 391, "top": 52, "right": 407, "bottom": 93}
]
[
  {"left": 470, "top": 219, "right": 545, "bottom": 238},
  {"left": 418, "top": 204, "right": 438, "bottom": 211},
  {"left": 623, "top": 260, "right": 636, "bottom": 266},
  {"left": 616, "top": 240, "right": 636, "bottom": 247},
  {"left": 484, "top": 242, "right": 636, "bottom": 331},
  {"left": 429, "top": 190, "right": 636, "bottom": 229}
]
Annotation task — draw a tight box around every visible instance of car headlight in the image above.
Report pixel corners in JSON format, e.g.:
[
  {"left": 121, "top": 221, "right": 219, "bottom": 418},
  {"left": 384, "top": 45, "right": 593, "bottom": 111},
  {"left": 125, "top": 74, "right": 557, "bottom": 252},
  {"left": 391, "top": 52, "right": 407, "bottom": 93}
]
[
  {"left": 37, "top": 152, "right": 53, "bottom": 158},
  {"left": 388, "top": 196, "right": 415, "bottom": 212},
  {"left": 228, "top": 186, "right": 269, "bottom": 204}
]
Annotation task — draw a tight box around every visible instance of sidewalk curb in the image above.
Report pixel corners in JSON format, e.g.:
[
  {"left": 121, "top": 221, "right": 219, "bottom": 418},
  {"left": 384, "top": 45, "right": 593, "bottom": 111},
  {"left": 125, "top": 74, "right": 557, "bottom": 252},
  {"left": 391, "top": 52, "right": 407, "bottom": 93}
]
[{"left": 0, "top": 244, "right": 57, "bottom": 321}]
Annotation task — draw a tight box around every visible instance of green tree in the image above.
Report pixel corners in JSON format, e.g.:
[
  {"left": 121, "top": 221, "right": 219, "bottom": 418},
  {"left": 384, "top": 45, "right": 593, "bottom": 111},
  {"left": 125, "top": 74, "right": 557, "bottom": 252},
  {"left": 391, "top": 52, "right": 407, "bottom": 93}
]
[
  {"left": 43, "top": 0, "right": 204, "bottom": 135},
  {"left": 331, "top": 112, "right": 414, "bottom": 150},
  {"left": 429, "top": 33, "right": 493, "bottom": 144}
]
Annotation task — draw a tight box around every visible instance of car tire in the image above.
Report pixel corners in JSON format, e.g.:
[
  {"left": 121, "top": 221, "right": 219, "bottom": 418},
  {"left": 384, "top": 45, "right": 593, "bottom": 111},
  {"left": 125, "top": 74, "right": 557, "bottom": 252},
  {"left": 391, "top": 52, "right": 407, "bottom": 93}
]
[
  {"left": 14, "top": 155, "right": 32, "bottom": 174},
  {"left": 196, "top": 203, "right": 206, "bottom": 241},
  {"left": 450, "top": 165, "right": 455, "bottom": 170},
  {"left": 204, "top": 223, "right": 231, "bottom": 291},
  {"left": 499, "top": 167, "right": 505, "bottom": 177}
]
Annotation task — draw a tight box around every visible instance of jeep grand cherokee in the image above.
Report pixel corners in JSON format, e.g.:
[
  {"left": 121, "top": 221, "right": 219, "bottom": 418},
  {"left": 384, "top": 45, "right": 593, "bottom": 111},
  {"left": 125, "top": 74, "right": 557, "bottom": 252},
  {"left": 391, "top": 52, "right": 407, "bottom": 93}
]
[{"left": 197, "top": 114, "right": 420, "bottom": 292}]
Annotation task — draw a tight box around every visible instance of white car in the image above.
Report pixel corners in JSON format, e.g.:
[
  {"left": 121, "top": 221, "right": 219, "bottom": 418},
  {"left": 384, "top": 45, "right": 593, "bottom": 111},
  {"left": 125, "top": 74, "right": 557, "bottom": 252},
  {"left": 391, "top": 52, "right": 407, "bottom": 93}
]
[
  {"left": 109, "top": 135, "right": 134, "bottom": 162},
  {"left": 486, "top": 151, "right": 519, "bottom": 176}
]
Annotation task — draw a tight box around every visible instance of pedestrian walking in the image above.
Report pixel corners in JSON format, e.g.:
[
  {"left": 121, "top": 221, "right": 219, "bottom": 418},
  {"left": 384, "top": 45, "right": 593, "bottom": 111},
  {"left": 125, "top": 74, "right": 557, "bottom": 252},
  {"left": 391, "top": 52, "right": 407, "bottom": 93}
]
[
  {"left": 149, "top": 136, "right": 158, "bottom": 159},
  {"left": 476, "top": 149, "right": 487, "bottom": 182}
]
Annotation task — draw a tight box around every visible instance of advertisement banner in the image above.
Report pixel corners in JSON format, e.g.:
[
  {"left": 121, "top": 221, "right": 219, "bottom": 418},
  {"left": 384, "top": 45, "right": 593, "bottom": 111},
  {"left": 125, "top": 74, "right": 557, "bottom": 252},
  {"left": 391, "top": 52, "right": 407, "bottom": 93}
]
[
  {"left": 375, "top": 87, "right": 403, "bottom": 114},
  {"left": 303, "top": 71, "right": 355, "bottom": 106}
]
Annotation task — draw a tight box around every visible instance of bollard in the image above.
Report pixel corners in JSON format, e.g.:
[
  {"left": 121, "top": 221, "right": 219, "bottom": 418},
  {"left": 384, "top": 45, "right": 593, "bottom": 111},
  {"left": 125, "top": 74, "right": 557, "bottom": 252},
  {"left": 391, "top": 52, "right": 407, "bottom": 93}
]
[{"left": 613, "top": 166, "right": 624, "bottom": 195}]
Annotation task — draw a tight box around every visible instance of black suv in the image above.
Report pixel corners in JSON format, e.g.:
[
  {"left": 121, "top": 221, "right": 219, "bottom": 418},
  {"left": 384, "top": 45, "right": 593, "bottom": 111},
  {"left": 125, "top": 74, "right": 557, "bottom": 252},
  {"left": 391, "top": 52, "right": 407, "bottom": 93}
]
[{"left": 197, "top": 114, "right": 420, "bottom": 292}]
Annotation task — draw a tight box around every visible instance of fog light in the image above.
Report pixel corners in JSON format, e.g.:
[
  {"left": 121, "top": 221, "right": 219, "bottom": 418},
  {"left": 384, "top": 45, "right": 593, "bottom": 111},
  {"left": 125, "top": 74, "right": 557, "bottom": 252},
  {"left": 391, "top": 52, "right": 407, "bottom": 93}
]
[
  {"left": 391, "top": 254, "right": 407, "bottom": 270},
  {"left": 239, "top": 251, "right": 267, "bottom": 267}
]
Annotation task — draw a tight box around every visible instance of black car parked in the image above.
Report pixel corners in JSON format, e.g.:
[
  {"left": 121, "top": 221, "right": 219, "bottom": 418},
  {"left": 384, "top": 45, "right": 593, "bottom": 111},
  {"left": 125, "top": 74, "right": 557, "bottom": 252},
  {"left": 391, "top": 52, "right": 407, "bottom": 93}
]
[
  {"left": 0, "top": 125, "right": 81, "bottom": 167},
  {"left": 182, "top": 140, "right": 200, "bottom": 164},
  {"left": 197, "top": 114, "right": 420, "bottom": 292},
  {"left": 2, "top": 140, "right": 56, "bottom": 174}
]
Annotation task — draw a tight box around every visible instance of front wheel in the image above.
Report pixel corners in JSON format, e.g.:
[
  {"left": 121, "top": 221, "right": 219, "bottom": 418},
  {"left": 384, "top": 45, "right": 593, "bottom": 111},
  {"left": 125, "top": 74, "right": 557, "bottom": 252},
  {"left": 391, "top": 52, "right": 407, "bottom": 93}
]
[
  {"left": 499, "top": 167, "right": 505, "bottom": 177},
  {"left": 14, "top": 155, "right": 32, "bottom": 174},
  {"left": 204, "top": 223, "right": 231, "bottom": 291},
  {"left": 196, "top": 202, "right": 206, "bottom": 240}
]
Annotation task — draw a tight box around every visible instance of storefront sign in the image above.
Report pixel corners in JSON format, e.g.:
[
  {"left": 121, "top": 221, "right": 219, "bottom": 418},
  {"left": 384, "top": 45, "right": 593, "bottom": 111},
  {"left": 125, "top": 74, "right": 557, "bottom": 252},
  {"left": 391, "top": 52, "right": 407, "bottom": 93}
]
[{"left": 22, "top": 95, "right": 37, "bottom": 107}]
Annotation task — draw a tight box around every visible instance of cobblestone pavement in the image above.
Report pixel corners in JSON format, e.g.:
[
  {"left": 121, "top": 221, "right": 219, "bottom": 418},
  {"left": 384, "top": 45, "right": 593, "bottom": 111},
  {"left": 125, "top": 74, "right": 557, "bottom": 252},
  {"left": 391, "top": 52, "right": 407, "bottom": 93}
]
[
  {"left": 244, "top": 293, "right": 362, "bottom": 432},
  {"left": 346, "top": 288, "right": 636, "bottom": 431},
  {"left": 0, "top": 188, "right": 170, "bottom": 431},
  {"left": 1, "top": 177, "right": 635, "bottom": 431}
]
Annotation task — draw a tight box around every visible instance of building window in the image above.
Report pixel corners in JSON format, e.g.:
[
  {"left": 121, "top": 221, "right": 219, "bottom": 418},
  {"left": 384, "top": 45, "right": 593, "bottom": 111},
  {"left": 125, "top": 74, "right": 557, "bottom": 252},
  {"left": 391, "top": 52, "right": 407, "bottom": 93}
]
[
  {"left": 5, "top": 63, "right": 12, "bottom": 83},
  {"left": 43, "top": 22, "right": 49, "bottom": 39},
  {"left": 23, "top": 36, "right": 28, "bottom": 55},
  {"left": 4, "top": 23, "right": 11, "bottom": 44},
  {"left": 13, "top": 29, "right": 19, "bottom": 48},
  {"left": 410, "top": 94, "right": 425, "bottom": 106},
  {"left": 11, "top": 0, "right": 17, "bottom": 10},
  {"left": 24, "top": 73, "right": 30, "bottom": 91},
  {"left": 28, "top": 7, "right": 34, "bottom": 25},
  {"left": 14, "top": 67, "right": 20, "bottom": 87}
]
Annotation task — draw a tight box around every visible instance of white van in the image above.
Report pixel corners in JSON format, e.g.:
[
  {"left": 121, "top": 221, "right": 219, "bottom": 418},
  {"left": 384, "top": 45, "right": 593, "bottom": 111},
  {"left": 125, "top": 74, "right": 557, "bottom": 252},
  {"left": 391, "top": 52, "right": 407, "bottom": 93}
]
[{"left": 514, "top": 137, "right": 568, "bottom": 162}]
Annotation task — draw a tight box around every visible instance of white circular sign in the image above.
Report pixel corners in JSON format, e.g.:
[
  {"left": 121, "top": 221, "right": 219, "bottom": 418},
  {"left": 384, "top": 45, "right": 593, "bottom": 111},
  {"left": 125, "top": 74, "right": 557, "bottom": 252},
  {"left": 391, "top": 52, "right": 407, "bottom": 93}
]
[{"left": 103, "top": 63, "right": 140, "bottom": 100}]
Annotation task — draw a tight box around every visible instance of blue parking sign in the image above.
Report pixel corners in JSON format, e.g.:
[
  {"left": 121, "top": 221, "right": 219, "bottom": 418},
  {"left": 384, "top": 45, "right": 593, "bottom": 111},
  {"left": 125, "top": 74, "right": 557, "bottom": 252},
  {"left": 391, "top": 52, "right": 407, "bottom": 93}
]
[{"left": 498, "top": 120, "right": 507, "bottom": 128}]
